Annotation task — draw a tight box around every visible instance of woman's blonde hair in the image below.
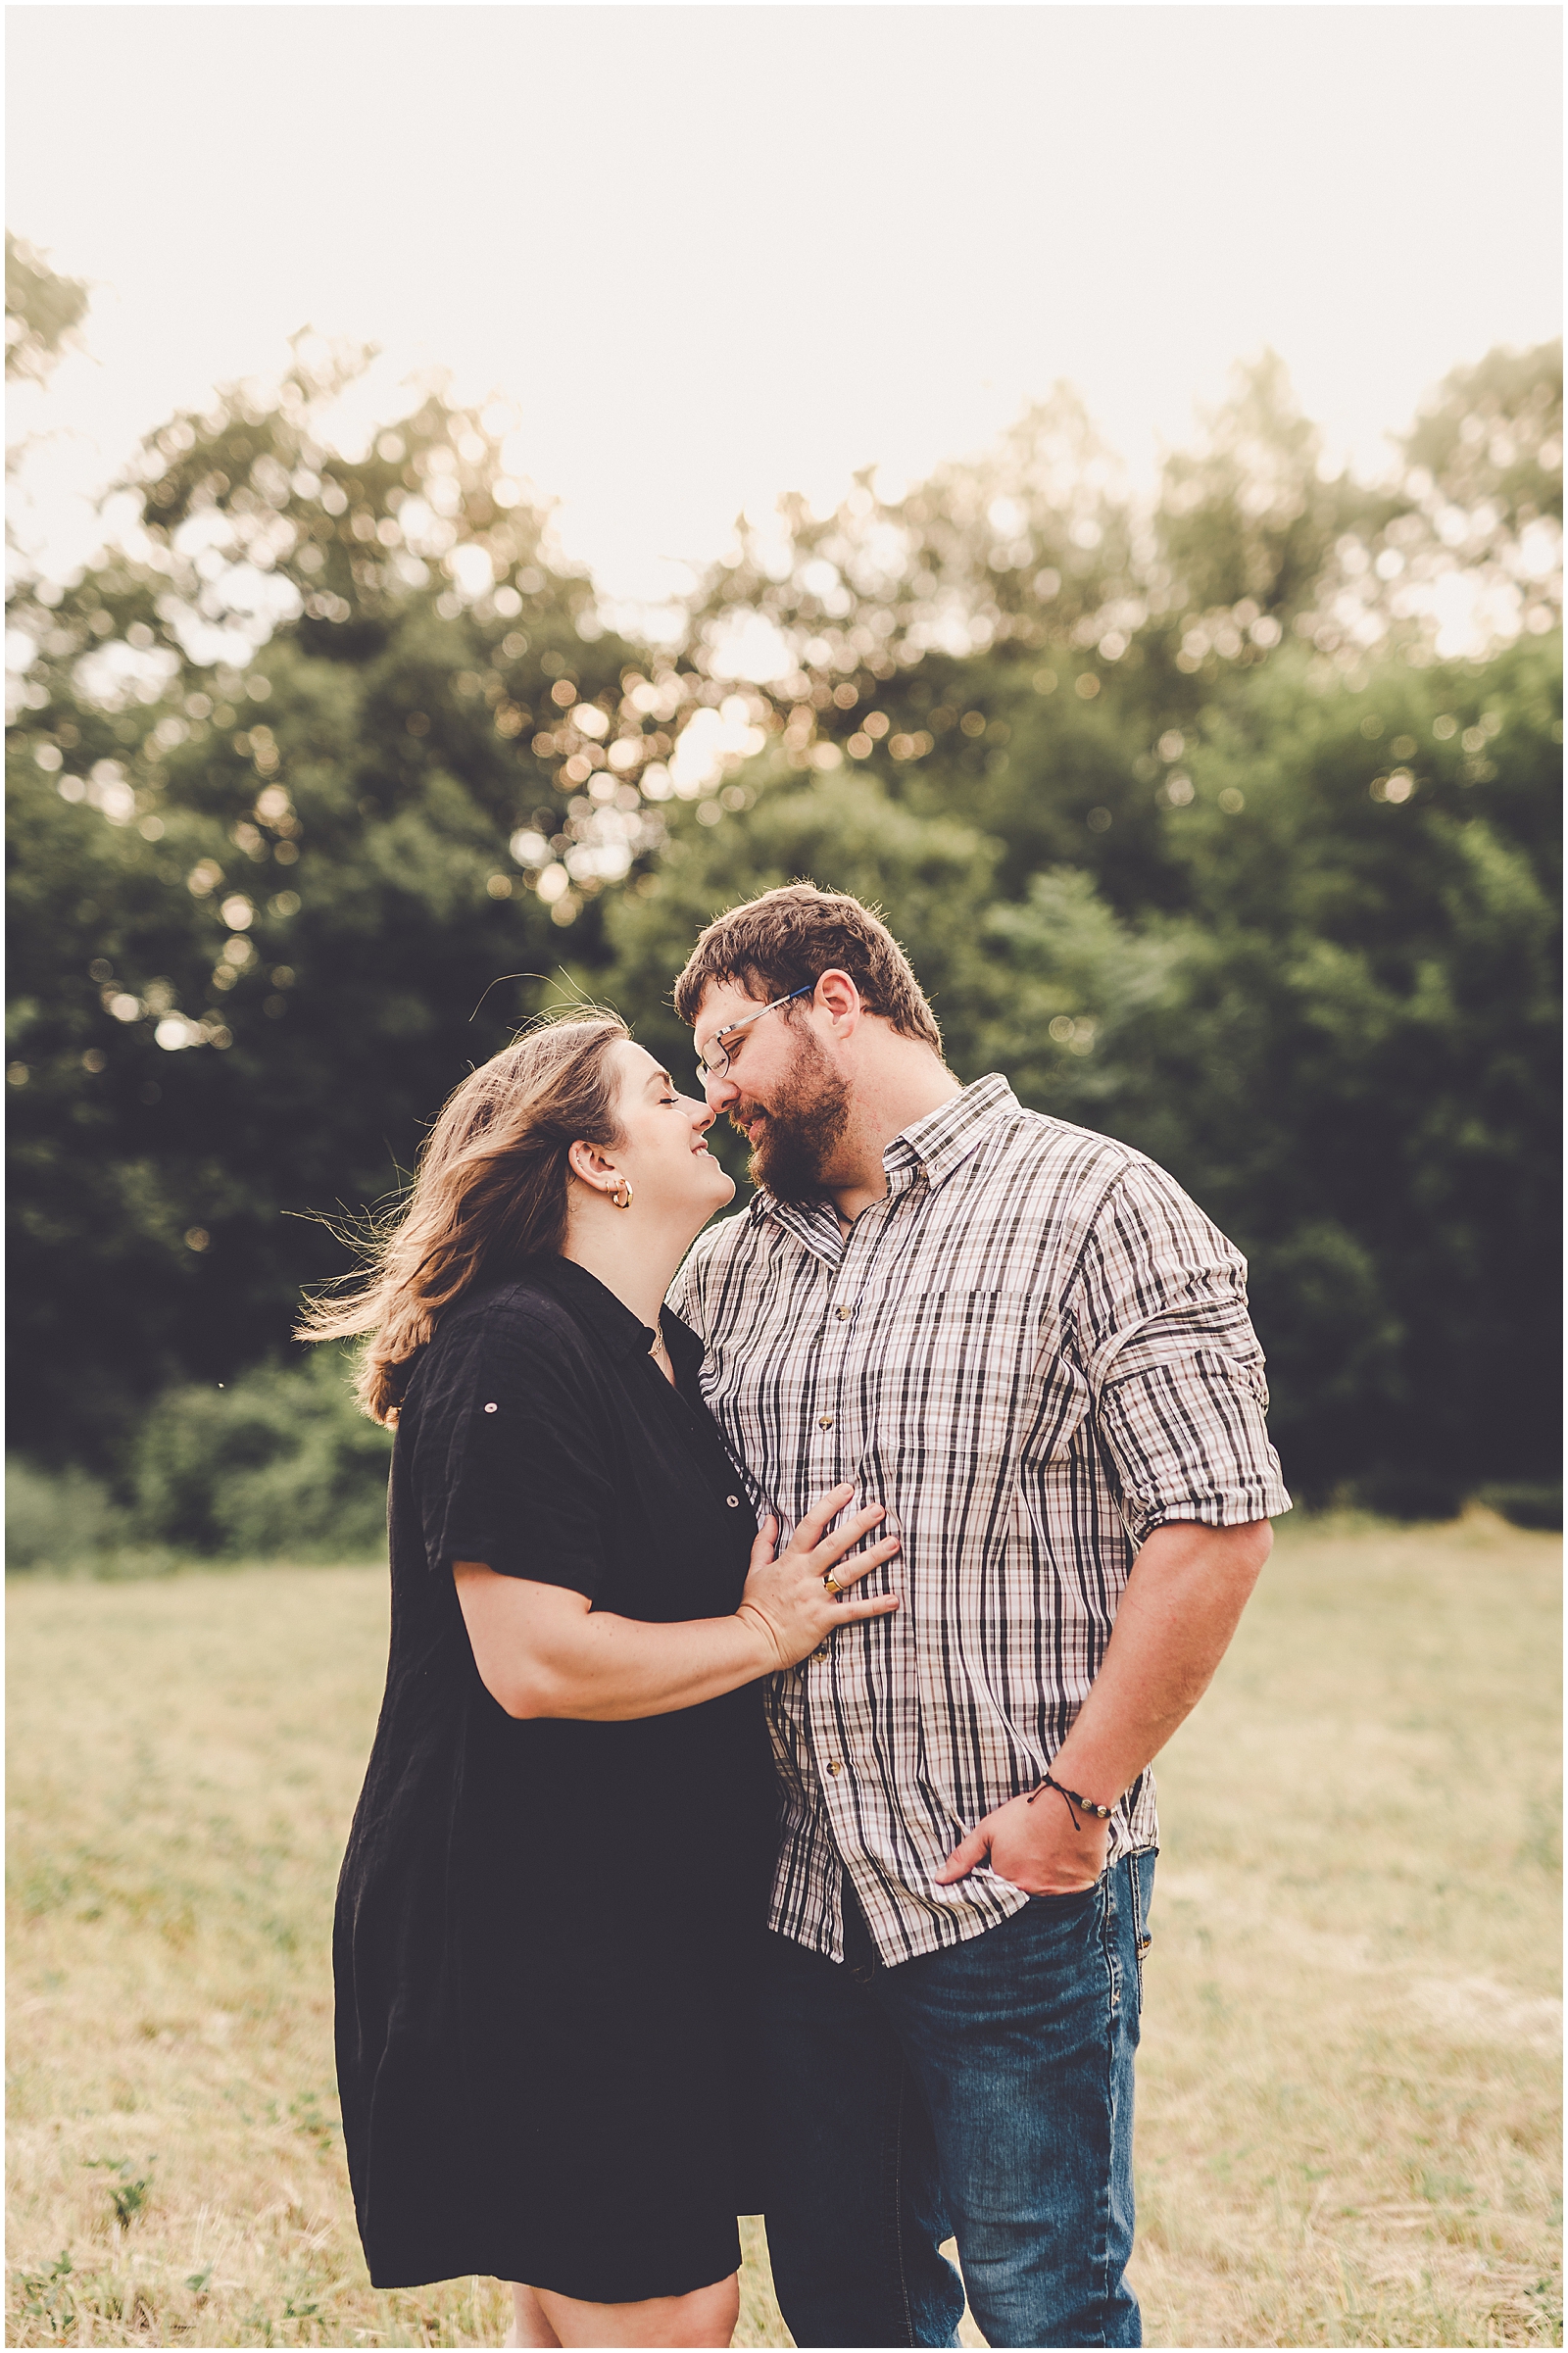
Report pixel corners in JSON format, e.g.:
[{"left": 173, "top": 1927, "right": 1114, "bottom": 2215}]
[{"left": 297, "top": 1012, "right": 629, "bottom": 1424}]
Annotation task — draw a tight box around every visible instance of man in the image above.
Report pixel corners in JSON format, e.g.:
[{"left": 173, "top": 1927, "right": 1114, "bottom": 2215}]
[{"left": 666, "top": 885, "right": 1291, "bottom": 2351}]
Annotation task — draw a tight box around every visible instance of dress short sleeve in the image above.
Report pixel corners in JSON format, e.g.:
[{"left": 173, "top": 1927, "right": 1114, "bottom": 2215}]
[
  {"left": 410, "top": 1299, "right": 614, "bottom": 1598},
  {"left": 1070, "top": 1156, "right": 1293, "bottom": 1545}
]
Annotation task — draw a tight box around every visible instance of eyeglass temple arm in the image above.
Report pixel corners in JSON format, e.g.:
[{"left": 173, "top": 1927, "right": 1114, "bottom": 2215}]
[{"left": 698, "top": 981, "right": 815, "bottom": 1075}]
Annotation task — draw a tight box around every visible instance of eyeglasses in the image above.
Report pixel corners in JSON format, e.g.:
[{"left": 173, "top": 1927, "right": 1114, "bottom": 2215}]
[{"left": 695, "top": 984, "right": 814, "bottom": 1083}]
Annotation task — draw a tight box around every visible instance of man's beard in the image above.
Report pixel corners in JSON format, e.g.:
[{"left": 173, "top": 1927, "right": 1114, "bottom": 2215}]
[{"left": 737, "top": 1031, "right": 854, "bottom": 1205}]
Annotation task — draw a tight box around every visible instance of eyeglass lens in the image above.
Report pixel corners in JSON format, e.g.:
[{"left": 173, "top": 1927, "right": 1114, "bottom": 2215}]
[{"left": 697, "top": 984, "right": 811, "bottom": 1081}]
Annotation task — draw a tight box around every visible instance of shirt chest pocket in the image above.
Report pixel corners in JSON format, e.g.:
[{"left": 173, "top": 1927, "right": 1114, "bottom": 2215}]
[{"left": 860, "top": 1286, "right": 1055, "bottom": 1479}]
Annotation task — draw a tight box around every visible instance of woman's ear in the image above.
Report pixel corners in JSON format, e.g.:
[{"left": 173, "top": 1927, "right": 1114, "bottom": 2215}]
[{"left": 566, "top": 1140, "right": 619, "bottom": 1190}]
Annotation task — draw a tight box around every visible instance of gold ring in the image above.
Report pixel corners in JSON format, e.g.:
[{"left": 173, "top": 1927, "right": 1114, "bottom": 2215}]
[{"left": 821, "top": 1570, "right": 843, "bottom": 1596}]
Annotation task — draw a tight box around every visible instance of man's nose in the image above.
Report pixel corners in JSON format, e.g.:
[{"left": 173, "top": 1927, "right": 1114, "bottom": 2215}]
[{"left": 703, "top": 1068, "right": 739, "bottom": 1113}]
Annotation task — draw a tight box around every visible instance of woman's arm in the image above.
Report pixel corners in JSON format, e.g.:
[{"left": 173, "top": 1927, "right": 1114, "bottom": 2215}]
[{"left": 455, "top": 1483, "right": 900, "bottom": 1721}]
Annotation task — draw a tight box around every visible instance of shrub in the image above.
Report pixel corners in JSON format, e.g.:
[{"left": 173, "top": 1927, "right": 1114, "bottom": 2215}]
[
  {"left": 1476, "top": 1481, "right": 1563, "bottom": 1531},
  {"left": 5, "top": 1455, "right": 183, "bottom": 1578},
  {"left": 6, "top": 1455, "right": 122, "bottom": 1568},
  {"left": 129, "top": 1348, "right": 391, "bottom": 1560},
  {"left": 1350, "top": 1465, "right": 1469, "bottom": 1523},
  {"left": 7, "top": 1350, "right": 391, "bottom": 1573}
]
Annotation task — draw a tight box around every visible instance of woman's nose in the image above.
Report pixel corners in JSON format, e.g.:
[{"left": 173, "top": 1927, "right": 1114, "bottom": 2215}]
[{"left": 689, "top": 1094, "right": 717, "bottom": 1133}]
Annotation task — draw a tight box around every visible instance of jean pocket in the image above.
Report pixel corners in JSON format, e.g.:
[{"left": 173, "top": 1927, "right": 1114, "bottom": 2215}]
[{"left": 1024, "top": 1880, "right": 1101, "bottom": 1908}]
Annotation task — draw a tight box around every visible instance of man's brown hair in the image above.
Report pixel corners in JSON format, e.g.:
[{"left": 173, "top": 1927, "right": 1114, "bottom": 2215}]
[{"left": 672, "top": 882, "right": 944, "bottom": 1053}]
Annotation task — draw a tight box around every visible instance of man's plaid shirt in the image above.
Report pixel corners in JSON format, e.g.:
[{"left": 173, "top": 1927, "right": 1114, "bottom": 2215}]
[{"left": 668, "top": 1073, "right": 1291, "bottom": 1966}]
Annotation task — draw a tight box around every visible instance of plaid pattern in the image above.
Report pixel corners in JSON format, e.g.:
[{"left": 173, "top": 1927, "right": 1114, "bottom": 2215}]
[{"left": 669, "top": 1074, "right": 1291, "bottom": 1965}]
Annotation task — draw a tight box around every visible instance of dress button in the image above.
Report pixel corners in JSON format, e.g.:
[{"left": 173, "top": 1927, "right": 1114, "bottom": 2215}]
[
  {"left": 725, "top": 1495, "right": 740, "bottom": 1507},
  {"left": 818, "top": 1415, "right": 834, "bottom": 1429},
  {"left": 483, "top": 1402, "right": 498, "bottom": 1413}
]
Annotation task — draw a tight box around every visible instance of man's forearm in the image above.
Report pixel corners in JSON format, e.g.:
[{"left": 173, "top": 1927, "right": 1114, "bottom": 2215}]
[{"left": 1048, "top": 1518, "right": 1272, "bottom": 1803}]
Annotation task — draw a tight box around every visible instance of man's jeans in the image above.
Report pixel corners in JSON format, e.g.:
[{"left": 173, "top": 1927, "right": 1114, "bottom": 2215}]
[{"left": 758, "top": 1854, "right": 1154, "bottom": 2349}]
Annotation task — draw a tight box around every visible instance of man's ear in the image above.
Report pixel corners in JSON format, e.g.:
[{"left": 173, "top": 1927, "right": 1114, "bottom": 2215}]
[{"left": 814, "top": 968, "right": 862, "bottom": 1038}]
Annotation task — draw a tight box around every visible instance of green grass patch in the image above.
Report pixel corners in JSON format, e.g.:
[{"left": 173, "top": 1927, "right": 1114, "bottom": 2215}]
[{"left": 6, "top": 1517, "right": 1559, "bottom": 2345}]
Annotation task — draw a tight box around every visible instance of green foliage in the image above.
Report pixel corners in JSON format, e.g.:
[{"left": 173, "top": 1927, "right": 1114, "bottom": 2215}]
[
  {"left": 3, "top": 1454, "right": 181, "bottom": 1581},
  {"left": 7, "top": 1350, "right": 391, "bottom": 1568},
  {"left": 5, "top": 233, "right": 87, "bottom": 387},
  {"left": 16, "top": 2249, "right": 75, "bottom": 2338},
  {"left": 606, "top": 764, "right": 999, "bottom": 1095},
  {"left": 964, "top": 640, "right": 1560, "bottom": 1488},
  {"left": 606, "top": 622, "right": 1560, "bottom": 1494},
  {"left": 1400, "top": 343, "right": 1563, "bottom": 532},
  {"left": 1477, "top": 1482, "right": 1563, "bottom": 1533},
  {"left": 5, "top": 1455, "right": 122, "bottom": 1568},
  {"left": 1155, "top": 350, "right": 1382, "bottom": 619},
  {"left": 128, "top": 1348, "right": 391, "bottom": 1559},
  {"left": 1348, "top": 1464, "right": 1471, "bottom": 1525},
  {"left": 83, "top": 2159, "right": 153, "bottom": 2231},
  {"left": 6, "top": 351, "right": 701, "bottom": 1459},
  {"left": 6, "top": 323, "right": 1562, "bottom": 1508}
]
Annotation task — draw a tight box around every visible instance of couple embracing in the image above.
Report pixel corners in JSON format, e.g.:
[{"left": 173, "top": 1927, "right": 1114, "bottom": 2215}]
[{"left": 315, "top": 884, "right": 1289, "bottom": 2351}]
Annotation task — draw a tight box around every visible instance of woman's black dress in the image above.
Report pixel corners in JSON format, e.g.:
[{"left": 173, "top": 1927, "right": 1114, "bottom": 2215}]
[{"left": 334, "top": 1256, "right": 775, "bottom": 2302}]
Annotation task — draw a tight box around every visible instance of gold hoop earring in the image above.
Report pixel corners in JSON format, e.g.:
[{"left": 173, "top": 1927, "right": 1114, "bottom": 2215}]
[{"left": 609, "top": 1176, "right": 633, "bottom": 1211}]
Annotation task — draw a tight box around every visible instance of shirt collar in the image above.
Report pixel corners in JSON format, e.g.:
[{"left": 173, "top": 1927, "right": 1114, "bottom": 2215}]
[
  {"left": 750, "top": 1072, "right": 1020, "bottom": 1250},
  {"left": 882, "top": 1072, "right": 1018, "bottom": 1193},
  {"left": 522, "top": 1254, "right": 667, "bottom": 1364}
]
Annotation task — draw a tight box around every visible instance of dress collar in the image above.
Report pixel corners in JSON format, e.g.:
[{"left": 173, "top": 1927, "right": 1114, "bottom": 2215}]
[{"left": 521, "top": 1254, "right": 688, "bottom": 1367}]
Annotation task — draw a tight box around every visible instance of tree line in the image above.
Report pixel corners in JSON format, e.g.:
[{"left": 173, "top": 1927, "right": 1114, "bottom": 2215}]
[{"left": 7, "top": 235, "right": 1561, "bottom": 1516}]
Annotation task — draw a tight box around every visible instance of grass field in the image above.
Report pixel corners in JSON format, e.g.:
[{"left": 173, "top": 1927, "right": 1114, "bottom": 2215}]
[{"left": 6, "top": 1514, "right": 1560, "bottom": 2348}]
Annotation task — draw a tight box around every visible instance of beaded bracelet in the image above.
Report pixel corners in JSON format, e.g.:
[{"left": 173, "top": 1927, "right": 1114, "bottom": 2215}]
[{"left": 1026, "top": 1772, "right": 1115, "bottom": 1832}]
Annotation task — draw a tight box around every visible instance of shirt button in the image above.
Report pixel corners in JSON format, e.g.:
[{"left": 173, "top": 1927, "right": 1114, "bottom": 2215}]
[
  {"left": 818, "top": 1414, "right": 834, "bottom": 1429},
  {"left": 836, "top": 1306, "right": 851, "bottom": 1320},
  {"left": 827, "top": 1760, "right": 843, "bottom": 1776},
  {"left": 812, "top": 1643, "right": 830, "bottom": 1659}
]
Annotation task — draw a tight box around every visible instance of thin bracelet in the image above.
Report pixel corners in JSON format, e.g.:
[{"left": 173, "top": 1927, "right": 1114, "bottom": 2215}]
[{"left": 1026, "top": 1772, "right": 1115, "bottom": 1832}]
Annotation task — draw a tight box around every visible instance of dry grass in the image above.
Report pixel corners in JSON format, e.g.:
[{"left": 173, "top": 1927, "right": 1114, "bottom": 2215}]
[
  {"left": 1130, "top": 1512, "right": 1561, "bottom": 2349},
  {"left": 6, "top": 1514, "right": 1559, "bottom": 2348}
]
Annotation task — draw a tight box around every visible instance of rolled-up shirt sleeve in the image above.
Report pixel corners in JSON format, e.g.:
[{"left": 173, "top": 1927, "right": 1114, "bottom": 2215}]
[{"left": 1070, "top": 1156, "right": 1292, "bottom": 1544}]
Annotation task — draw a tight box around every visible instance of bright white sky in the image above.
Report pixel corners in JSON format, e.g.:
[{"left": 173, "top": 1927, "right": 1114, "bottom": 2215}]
[{"left": 7, "top": 4, "right": 1563, "bottom": 610}]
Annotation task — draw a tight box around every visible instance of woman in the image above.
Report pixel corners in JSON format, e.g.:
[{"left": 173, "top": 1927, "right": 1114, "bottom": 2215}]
[{"left": 300, "top": 1014, "right": 899, "bottom": 2350}]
